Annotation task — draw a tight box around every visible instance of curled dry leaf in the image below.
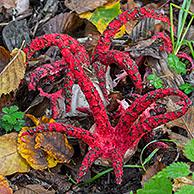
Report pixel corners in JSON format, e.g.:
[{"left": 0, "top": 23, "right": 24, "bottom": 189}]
[
  {"left": 14, "top": 184, "right": 55, "bottom": 194},
  {"left": 0, "top": 175, "right": 13, "bottom": 194},
  {"left": 35, "top": 132, "right": 74, "bottom": 163},
  {"left": 17, "top": 115, "right": 74, "bottom": 170},
  {"left": 64, "top": 0, "right": 108, "bottom": 14},
  {"left": 18, "top": 127, "right": 54, "bottom": 170},
  {"left": 0, "top": 133, "right": 29, "bottom": 176},
  {"left": 166, "top": 103, "right": 194, "bottom": 139},
  {"left": 0, "top": 46, "right": 11, "bottom": 73},
  {"left": 0, "top": 48, "right": 26, "bottom": 96}
]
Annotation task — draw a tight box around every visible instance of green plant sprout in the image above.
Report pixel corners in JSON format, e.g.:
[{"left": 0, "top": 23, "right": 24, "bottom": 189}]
[
  {"left": 0, "top": 105, "right": 25, "bottom": 132},
  {"left": 168, "top": 0, "right": 194, "bottom": 75},
  {"left": 170, "top": 0, "right": 194, "bottom": 55}
]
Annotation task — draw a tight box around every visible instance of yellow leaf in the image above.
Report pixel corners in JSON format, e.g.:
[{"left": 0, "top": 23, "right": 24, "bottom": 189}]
[
  {"left": 80, "top": 0, "right": 125, "bottom": 37},
  {"left": 0, "top": 133, "right": 29, "bottom": 176},
  {"left": 0, "top": 48, "right": 26, "bottom": 96}
]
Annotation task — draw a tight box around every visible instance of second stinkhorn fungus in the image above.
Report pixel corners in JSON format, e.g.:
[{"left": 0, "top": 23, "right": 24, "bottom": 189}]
[{"left": 22, "top": 33, "right": 192, "bottom": 184}]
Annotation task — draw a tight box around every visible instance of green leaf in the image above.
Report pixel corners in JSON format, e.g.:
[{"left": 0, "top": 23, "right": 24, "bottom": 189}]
[
  {"left": 168, "top": 54, "right": 186, "bottom": 74},
  {"left": 147, "top": 74, "right": 163, "bottom": 89},
  {"left": 158, "top": 162, "right": 190, "bottom": 179},
  {"left": 179, "top": 83, "right": 194, "bottom": 94},
  {"left": 1, "top": 122, "right": 13, "bottom": 132},
  {"left": 175, "top": 185, "right": 194, "bottom": 194},
  {"left": 80, "top": 1, "right": 125, "bottom": 37},
  {"left": 137, "top": 176, "right": 172, "bottom": 194},
  {"left": 2, "top": 115, "right": 13, "bottom": 123},
  {"left": 9, "top": 105, "right": 19, "bottom": 113},
  {"left": 184, "top": 139, "right": 194, "bottom": 162},
  {"left": 2, "top": 107, "right": 9, "bottom": 114},
  {"left": 12, "top": 111, "right": 24, "bottom": 119}
]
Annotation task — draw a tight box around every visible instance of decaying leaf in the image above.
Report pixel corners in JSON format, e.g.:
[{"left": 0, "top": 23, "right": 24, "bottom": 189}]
[
  {"left": 0, "top": 46, "right": 11, "bottom": 73},
  {"left": 166, "top": 105, "right": 194, "bottom": 139},
  {"left": 64, "top": 0, "right": 108, "bottom": 14},
  {"left": 0, "top": 175, "right": 13, "bottom": 194},
  {"left": 35, "top": 132, "right": 74, "bottom": 163},
  {"left": 17, "top": 115, "right": 74, "bottom": 170},
  {"left": 0, "top": 48, "right": 26, "bottom": 96},
  {"left": 0, "top": 133, "right": 29, "bottom": 176},
  {"left": 0, "top": 0, "right": 16, "bottom": 10},
  {"left": 173, "top": 177, "right": 194, "bottom": 192},
  {"left": 80, "top": 0, "right": 125, "bottom": 37},
  {"left": 18, "top": 127, "right": 53, "bottom": 170},
  {"left": 14, "top": 184, "right": 55, "bottom": 194},
  {"left": 2, "top": 20, "right": 31, "bottom": 51},
  {"left": 141, "top": 157, "right": 166, "bottom": 186}
]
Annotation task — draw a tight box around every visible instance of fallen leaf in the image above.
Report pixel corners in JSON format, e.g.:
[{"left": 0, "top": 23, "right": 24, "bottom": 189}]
[
  {"left": 17, "top": 115, "right": 74, "bottom": 170},
  {"left": 0, "top": 46, "right": 11, "bottom": 73},
  {"left": 2, "top": 20, "right": 31, "bottom": 51},
  {"left": 18, "top": 127, "right": 52, "bottom": 170},
  {"left": 80, "top": 0, "right": 125, "bottom": 37},
  {"left": 0, "top": 48, "right": 26, "bottom": 96},
  {"left": 14, "top": 184, "right": 55, "bottom": 194},
  {"left": 35, "top": 132, "right": 74, "bottom": 163},
  {"left": 141, "top": 157, "right": 165, "bottom": 185},
  {"left": 0, "top": 133, "right": 29, "bottom": 176},
  {"left": 173, "top": 177, "right": 194, "bottom": 192},
  {"left": 0, "top": 175, "right": 13, "bottom": 194},
  {"left": 166, "top": 105, "right": 194, "bottom": 139},
  {"left": 64, "top": 0, "right": 108, "bottom": 14},
  {"left": 0, "top": 0, "right": 16, "bottom": 10}
]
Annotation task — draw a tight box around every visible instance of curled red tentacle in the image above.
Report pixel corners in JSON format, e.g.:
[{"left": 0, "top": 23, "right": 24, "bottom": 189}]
[{"left": 177, "top": 52, "right": 194, "bottom": 70}]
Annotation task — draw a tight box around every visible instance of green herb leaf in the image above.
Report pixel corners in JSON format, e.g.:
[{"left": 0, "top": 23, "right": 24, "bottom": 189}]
[
  {"left": 137, "top": 176, "right": 172, "bottom": 194},
  {"left": 179, "top": 83, "right": 194, "bottom": 94},
  {"left": 158, "top": 162, "right": 190, "bottom": 178},
  {"left": 147, "top": 74, "right": 163, "bottom": 89},
  {"left": 168, "top": 54, "right": 186, "bottom": 74},
  {"left": 175, "top": 185, "right": 194, "bottom": 194},
  {"left": 184, "top": 139, "right": 194, "bottom": 162}
]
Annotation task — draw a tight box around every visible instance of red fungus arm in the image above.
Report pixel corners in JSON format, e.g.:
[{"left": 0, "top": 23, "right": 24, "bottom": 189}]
[
  {"left": 21, "top": 122, "right": 95, "bottom": 146},
  {"left": 116, "top": 88, "right": 191, "bottom": 135}
]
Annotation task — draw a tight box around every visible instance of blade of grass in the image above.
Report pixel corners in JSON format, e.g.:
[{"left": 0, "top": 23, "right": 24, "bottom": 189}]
[
  {"left": 174, "top": 0, "right": 192, "bottom": 53},
  {"left": 170, "top": 3, "right": 175, "bottom": 53},
  {"left": 79, "top": 164, "right": 143, "bottom": 186},
  {"left": 175, "top": 16, "right": 194, "bottom": 54}
]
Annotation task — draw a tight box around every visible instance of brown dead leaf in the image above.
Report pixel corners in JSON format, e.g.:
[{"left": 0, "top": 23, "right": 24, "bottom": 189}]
[
  {"left": 35, "top": 132, "right": 74, "bottom": 163},
  {"left": 0, "top": 46, "right": 11, "bottom": 73},
  {"left": 0, "top": 48, "right": 26, "bottom": 96},
  {"left": 0, "top": 175, "right": 13, "bottom": 194},
  {"left": 0, "top": 133, "right": 29, "bottom": 176},
  {"left": 64, "top": 0, "right": 109, "bottom": 14},
  {"left": 0, "top": 0, "right": 16, "bottom": 10},
  {"left": 14, "top": 184, "right": 55, "bottom": 194},
  {"left": 17, "top": 127, "right": 51, "bottom": 170},
  {"left": 173, "top": 177, "right": 194, "bottom": 192},
  {"left": 141, "top": 157, "right": 165, "bottom": 185},
  {"left": 166, "top": 105, "right": 194, "bottom": 139},
  {"left": 17, "top": 115, "right": 74, "bottom": 170}
]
